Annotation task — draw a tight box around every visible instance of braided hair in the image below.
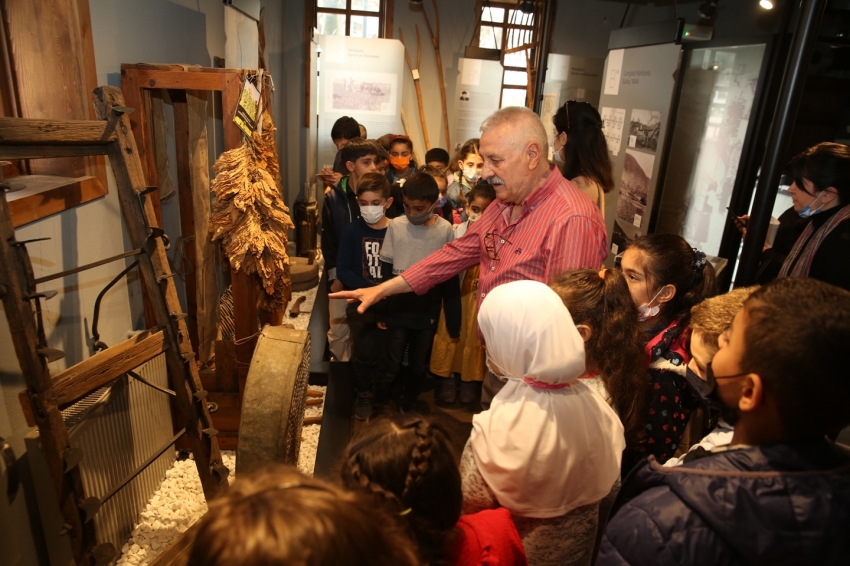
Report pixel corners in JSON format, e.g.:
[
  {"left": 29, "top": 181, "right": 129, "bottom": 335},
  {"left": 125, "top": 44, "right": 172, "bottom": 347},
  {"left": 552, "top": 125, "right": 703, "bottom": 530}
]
[{"left": 341, "top": 414, "right": 462, "bottom": 565}]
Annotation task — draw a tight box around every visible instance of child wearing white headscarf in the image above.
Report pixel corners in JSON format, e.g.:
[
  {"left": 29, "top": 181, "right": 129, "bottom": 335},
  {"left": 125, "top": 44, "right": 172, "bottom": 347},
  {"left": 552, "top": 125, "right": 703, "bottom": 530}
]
[{"left": 460, "top": 280, "right": 625, "bottom": 566}]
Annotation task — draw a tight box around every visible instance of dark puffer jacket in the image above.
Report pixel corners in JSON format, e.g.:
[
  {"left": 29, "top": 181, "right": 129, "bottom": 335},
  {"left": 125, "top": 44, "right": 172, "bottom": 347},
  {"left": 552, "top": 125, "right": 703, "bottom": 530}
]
[{"left": 599, "top": 440, "right": 850, "bottom": 566}]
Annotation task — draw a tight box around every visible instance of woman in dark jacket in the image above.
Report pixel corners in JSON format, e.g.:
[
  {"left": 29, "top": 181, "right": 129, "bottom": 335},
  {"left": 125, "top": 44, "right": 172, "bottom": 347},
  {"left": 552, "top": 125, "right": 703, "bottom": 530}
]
[{"left": 778, "top": 142, "right": 850, "bottom": 291}]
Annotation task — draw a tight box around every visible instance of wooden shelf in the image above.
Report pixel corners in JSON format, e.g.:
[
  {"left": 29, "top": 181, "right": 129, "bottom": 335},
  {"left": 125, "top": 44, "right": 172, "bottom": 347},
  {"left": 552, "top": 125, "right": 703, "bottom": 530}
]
[{"left": 7, "top": 174, "right": 108, "bottom": 228}]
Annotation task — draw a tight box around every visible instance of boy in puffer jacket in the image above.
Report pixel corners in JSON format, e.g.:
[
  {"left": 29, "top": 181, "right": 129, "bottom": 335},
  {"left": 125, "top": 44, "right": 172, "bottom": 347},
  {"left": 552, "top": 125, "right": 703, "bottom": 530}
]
[{"left": 598, "top": 277, "right": 850, "bottom": 566}]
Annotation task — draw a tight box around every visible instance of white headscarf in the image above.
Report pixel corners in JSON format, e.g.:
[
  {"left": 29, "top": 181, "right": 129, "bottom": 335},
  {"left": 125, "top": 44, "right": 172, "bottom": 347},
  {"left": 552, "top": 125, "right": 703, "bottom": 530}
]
[{"left": 470, "top": 280, "right": 625, "bottom": 519}]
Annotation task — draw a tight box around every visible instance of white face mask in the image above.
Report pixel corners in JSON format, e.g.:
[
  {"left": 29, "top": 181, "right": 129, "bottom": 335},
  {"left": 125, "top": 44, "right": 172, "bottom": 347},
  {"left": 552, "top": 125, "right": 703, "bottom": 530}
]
[
  {"left": 637, "top": 287, "right": 665, "bottom": 322},
  {"left": 468, "top": 211, "right": 482, "bottom": 223},
  {"left": 552, "top": 133, "right": 565, "bottom": 163},
  {"left": 360, "top": 204, "right": 386, "bottom": 224},
  {"left": 463, "top": 166, "right": 481, "bottom": 184}
]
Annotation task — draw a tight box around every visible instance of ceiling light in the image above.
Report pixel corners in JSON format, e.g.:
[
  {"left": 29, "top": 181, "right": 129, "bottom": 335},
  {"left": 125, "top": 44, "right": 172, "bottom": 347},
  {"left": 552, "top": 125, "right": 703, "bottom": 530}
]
[
  {"left": 519, "top": 0, "right": 534, "bottom": 14},
  {"left": 759, "top": 0, "right": 774, "bottom": 9}
]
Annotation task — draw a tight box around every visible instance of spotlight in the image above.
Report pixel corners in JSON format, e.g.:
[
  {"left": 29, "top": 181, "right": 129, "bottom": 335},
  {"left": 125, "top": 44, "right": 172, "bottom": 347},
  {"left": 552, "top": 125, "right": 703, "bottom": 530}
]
[
  {"left": 698, "top": 1, "right": 718, "bottom": 20},
  {"left": 519, "top": 0, "right": 534, "bottom": 14},
  {"left": 759, "top": 0, "right": 774, "bottom": 8}
]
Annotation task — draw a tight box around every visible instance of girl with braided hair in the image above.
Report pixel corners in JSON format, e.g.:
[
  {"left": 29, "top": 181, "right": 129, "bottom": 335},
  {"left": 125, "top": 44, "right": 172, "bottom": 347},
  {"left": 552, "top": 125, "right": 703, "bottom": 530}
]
[
  {"left": 341, "top": 413, "right": 527, "bottom": 566},
  {"left": 462, "top": 280, "right": 624, "bottom": 566}
]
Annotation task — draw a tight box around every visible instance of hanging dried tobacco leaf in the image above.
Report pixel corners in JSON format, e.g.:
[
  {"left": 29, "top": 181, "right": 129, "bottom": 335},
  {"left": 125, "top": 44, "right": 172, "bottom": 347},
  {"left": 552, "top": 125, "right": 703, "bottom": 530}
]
[{"left": 211, "top": 111, "right": 294, "bottom": 312}]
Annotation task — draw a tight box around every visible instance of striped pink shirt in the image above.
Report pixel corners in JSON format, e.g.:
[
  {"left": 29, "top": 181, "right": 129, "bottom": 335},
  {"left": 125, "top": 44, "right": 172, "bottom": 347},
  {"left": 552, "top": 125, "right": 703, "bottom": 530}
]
[{"left": 402, "top": 165, "right": 608, "bottom": 308}]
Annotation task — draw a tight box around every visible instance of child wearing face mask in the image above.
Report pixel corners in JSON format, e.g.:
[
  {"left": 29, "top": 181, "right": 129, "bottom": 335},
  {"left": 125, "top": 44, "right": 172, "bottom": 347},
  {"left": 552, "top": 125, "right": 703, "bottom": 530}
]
[
  {"left": 420, "top": 164, "right": 459, "bottom": 225},
  {"left": 663, "top": 285, "right": 758, "bottom": 467},
  {"left": 431, "top": 181, "right": 496, "bottom": 409},
  {"left": 618, "top": 234, "right": 718, "bottom": 475},
  {"left": 336, "top": 173, "right": 395, "bottom": 420},
  {"left": 378, "top": 172, "right": 461, "bottom": 412},
  {"left": 447, "top": 139, "right": 484, "bottom": 221},
  {"left": 385, "top": 135, "right": 418, "bottom": 184}
]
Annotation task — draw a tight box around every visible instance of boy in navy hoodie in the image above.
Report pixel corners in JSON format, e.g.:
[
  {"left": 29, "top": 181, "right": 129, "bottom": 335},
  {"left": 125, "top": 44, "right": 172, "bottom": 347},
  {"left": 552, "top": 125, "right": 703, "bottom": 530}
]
[
  {"left": 599, "top": 278, "right": 850, "bottom": 566},
  {"left": 322, "top": 138, "right": 378, "bottom": 362},
  {"left": 336, "top": 173, "right": 393, "bottom": 420}
]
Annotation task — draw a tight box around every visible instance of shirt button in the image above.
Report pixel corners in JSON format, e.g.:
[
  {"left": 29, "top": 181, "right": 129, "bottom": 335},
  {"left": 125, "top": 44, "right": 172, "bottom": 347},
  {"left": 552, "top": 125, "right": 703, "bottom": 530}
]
[
  {"left": 500, "top": 239, "right": 505, "bottom": 244},
  {"left": 490, "top": 266, "right": 495, "bottom": 271},
  {"left": 481, "top": 292, "right": 486, "bottom": 298}
]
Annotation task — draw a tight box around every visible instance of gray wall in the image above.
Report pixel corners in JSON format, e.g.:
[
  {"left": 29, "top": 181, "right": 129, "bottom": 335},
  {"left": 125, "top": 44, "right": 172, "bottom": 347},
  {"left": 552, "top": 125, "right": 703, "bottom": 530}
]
[{"left": 0, "top": 1, "right": 781, "bottom": 563}]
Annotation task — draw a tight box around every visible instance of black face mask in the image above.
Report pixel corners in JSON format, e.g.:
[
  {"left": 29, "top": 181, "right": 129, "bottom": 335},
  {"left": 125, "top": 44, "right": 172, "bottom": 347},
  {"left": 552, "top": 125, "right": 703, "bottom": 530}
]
[{"left": 704, "top": 362, "right": 748, "bottom": 427}]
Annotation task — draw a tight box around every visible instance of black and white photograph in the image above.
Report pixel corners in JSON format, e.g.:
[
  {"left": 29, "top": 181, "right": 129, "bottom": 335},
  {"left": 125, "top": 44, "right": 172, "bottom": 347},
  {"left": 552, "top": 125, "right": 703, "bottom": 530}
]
[
  {"left": 628, "top": 109, "right": 662, "bottom": 152},
  {"left": 325, "top": 70, "right": 397, "bottom": 115},
  {"left": 616, "top": 148, "right": 655, "bottom": 229},
  {"left": 610, "top": 219, "right": 634, "bottom": 256}
]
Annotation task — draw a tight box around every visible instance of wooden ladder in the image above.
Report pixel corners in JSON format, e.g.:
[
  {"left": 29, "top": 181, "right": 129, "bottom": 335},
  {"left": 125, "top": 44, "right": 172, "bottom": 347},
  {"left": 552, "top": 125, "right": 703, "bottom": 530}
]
[{"left": 0, "top": 86, "right": 227, "bottom": 566}]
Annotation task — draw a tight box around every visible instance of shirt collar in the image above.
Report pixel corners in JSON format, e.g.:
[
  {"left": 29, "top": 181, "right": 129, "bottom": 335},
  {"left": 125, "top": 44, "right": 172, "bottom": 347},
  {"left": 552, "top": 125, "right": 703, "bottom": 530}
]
[{"left": 501, "top": 165, "right": 560, "bottom": 217}]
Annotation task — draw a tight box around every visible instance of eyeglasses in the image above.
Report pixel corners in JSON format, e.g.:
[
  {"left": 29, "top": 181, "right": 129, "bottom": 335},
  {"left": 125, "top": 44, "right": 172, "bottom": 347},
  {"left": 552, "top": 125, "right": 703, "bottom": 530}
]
[{"left": 484, "top": 231, "right": 513, "bottom": 261}]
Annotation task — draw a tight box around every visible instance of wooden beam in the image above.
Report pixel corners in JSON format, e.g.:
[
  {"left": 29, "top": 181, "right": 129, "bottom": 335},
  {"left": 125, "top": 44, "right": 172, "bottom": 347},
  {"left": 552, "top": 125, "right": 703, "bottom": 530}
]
[
  {"left": 0, "top": 117, "right": 115, "bottom": 145},
  {"left": 50, "top": 329, "right": 169, "bottom": 407},
  {"left": 0, "top": 145, "right": 110, "bottom": 160},
  {"left": 7, "top": 175, "right": 108, "bottom": 228}
]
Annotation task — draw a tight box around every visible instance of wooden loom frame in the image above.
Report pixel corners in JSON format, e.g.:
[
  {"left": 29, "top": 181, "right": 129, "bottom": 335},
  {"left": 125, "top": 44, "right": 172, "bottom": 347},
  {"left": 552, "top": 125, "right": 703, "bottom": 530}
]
[{"left": 0, "top": 86, "right": 228, "bottom": 566}]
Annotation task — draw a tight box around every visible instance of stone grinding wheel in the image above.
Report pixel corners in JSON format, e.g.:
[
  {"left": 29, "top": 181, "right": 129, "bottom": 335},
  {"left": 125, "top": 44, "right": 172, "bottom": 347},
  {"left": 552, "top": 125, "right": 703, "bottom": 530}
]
[
  {"left": 290, "top": 256, "right": 320, "bottom": 291},
  {"left": 236, "top": 325, "right": 311, "bottom": 474}
]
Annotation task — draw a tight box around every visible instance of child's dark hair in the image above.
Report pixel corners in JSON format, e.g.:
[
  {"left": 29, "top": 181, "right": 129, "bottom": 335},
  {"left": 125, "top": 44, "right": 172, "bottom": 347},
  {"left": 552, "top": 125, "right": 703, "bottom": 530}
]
[
  {"left": 425, "top": 147, "right": 450, "bottom": 166},
  {"left": 357, "top": 172, "right": 391, "bottom": 198},
  {"left": 341, "top": 413, "right": 462, "bottom": 565},
  {"left": 402, "top": 172, "right": 439, "bottom": 203},
  {"left": 786, "top": 141, "right": 850, "bottom": 203},
  {"left": 419, "top": 164, "right": 448, "bottom": 186},
  {"left": 341, "top": 138, "right": 379, "bottom": 168},
  {"left": 553, "top": 102, "right": 615, "bottom": 193},
  {"left": 451, "top": 138, "right": 480, "bottom": 172},
  {"left": 550, "top": 269, "right": 647, "bottom": 446},
  {"left": 188, "top": 464, "right": 420, "bottom": 566},
  {"left": 468, "top": 181, "right": 496, "bottom": 203},
  {"left": 627, "top": 234, "right": 718, "bottom": 326},
  {"left": 389, "top": 135, "right": 414, "bottom": 153},
  {"left": 331, "top": 116, "right": 361, "bottom": 141},
  {"left": 742, "top": 278, "right": 850, "bottom": 438}
]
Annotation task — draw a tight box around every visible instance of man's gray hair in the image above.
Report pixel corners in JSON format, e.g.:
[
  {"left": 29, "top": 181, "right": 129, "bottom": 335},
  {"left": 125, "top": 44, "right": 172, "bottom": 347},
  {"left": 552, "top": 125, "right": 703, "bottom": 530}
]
[{"left": 480, "top": 106, "right": 549, "bottom": 158}]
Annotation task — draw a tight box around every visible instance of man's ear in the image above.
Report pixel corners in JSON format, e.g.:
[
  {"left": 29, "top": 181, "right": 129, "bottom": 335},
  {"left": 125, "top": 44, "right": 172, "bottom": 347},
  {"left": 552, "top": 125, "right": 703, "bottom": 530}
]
[
  {"left": 576, "top": 324, "right": 593, "bottom": 343},
  {"left": 655, "top": 284, "right": 676, "bottom": 305},
  {"left": 526, "top": 141, "right": 542, "bottom": 170},
  {"left": 345, "top": 160, "right": 356, "bottom": 174},
  {"left": 738, "top": 374, "right": 764, "bottom": 413}
]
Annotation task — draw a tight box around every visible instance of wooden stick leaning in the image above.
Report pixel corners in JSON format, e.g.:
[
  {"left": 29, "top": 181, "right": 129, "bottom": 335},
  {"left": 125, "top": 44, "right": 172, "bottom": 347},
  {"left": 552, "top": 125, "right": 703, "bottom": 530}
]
[
  {"left": 399, "top": 27, "right": 431, "bottom": 151},
  {"left": 400, "top": 108, "right": 424, "bottom": 167},
  {"left": 420, "top": 0, "right": 450, "bottom": 150}
]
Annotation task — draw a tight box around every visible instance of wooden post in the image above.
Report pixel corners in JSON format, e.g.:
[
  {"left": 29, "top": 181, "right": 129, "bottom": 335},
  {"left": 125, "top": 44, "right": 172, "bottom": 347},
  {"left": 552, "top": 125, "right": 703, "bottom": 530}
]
[
  {"left": 400, "top": 27, "right": 430, "bottom": 151},
  {"left": 421, "top": 0, "right": 450, "bottom": 150}
]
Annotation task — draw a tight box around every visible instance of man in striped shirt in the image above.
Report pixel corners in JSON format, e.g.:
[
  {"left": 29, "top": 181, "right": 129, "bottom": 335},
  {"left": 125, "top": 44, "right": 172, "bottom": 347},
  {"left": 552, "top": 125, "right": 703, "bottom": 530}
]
[
  {"left": 332, "top": 105, "right": 607, "bottom": 309},
  {"left": 331, "top": 107, "right": 608, "bottom": 400}
]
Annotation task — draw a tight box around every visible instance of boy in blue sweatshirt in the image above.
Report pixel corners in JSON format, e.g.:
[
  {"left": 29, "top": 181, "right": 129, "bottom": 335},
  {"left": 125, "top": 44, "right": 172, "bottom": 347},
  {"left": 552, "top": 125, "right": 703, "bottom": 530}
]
[{"left": 336, "top": 172, "right": 393, "bottom": 420}]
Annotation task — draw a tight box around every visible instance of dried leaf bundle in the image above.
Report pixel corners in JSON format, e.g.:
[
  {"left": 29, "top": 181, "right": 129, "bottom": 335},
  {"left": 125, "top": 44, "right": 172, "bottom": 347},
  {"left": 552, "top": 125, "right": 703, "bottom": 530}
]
[{"left": 211, "top": 111, "right": 294, "bottom": 312}]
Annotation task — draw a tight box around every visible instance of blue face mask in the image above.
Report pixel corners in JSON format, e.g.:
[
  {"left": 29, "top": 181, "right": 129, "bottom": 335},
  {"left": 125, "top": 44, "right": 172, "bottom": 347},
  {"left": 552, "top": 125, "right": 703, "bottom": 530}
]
[
  {"left": 437, "top": 197, "right": 448, "bottom": 208},
  {"left": 798, "top": 191, "right": 826, "bottom": 218}
]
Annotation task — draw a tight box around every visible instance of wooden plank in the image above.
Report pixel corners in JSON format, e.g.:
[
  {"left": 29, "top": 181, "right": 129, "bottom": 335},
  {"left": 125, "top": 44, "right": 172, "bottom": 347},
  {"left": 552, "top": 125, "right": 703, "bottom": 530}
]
[
  {"left": 119, "top": 70, "right": 158, "bottom": 192},
  {"left": 129, "top": 70, "right": 224, "bottom": 92},
  {"left": 4, "top": 0, "right": 101, "bottom": 182},
  {"left": 0, "top": 144, "right": 110, "bottom": 160},
  {"left": 0, "top": 117, "right": 115, "bottom": 145},
  {"left": 220, "top": 71, "right": 244, "bottom": 151},
  {"left": 93, "top": 86, "right": 227, "bottom": 500},
  {"left": 0, "top": 191, "right": 93, "bottom": 563},
  {"left": 74, "top": 0, "right": 108, "bottom": 195},
  {"left": 206, "top": 392, "right": 240, "bottom": 432},
  {"left": 50, "top": 329, "right": 168, "bottom": 407},
  {"left": 7, "top": 174, "right": 107, "bottom": 228},
  {"left": 170, "top": 90, "right": 199, "bottom": 354},
  {"left": 214, "top": 340, "right": 240, "bottom": 392}
]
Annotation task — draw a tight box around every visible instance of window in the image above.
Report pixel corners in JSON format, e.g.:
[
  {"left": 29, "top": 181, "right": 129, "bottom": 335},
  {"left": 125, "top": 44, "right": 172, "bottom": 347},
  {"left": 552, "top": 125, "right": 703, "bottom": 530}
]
[
  {"left": 475, "top": 1, "right": 543, "bottom": 108},
  {"left": 314, "top": 0, "right": 389, "bottom": 39}
]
